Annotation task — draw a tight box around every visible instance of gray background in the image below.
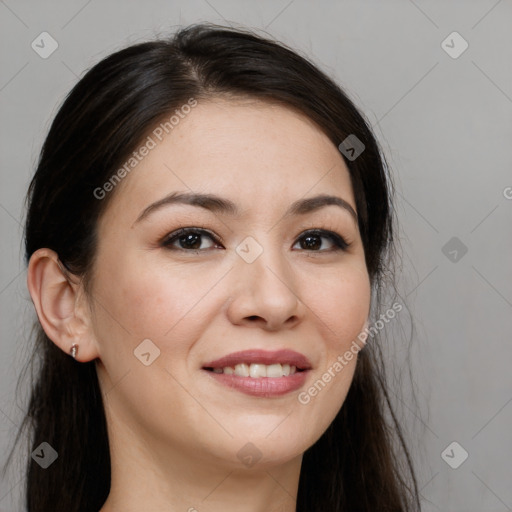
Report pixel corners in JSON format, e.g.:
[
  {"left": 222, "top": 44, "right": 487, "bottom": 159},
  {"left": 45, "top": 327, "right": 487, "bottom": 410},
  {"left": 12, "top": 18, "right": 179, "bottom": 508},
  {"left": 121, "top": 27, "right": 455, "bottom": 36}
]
[{"left": 1, "top": 1, "right": 511, "bottom": 511}]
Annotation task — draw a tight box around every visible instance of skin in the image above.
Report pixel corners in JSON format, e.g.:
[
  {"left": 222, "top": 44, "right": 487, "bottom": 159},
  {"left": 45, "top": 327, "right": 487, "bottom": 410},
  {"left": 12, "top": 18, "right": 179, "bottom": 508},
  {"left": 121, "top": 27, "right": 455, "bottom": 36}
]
[{"left": 27, "top": 98, "right": 371, "bottom": 512}]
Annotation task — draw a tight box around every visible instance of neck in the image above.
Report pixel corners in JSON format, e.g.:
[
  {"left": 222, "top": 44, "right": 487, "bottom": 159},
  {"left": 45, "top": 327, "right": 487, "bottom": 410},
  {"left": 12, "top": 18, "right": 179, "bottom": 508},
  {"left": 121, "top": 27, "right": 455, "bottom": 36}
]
[{"left": 98, "top": 409, "right": 300, "bottom": 512}]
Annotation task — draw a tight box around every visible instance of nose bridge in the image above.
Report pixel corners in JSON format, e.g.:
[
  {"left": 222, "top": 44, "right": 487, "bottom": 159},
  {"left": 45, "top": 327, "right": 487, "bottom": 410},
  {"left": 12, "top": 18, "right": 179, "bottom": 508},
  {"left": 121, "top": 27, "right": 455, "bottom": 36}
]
[
  {"left": 229, "top": 233, "right": 302, "bottom": 328},
  {"left": 237, "top": 232, "right": 293, "bottom": 289}
]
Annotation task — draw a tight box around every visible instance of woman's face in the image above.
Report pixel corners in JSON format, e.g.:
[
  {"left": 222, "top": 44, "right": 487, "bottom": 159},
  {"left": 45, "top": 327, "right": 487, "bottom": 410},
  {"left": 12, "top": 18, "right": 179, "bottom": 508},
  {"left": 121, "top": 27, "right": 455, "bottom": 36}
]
[{"left": 89, "top": 98, "right": 371, "bottom": 470}]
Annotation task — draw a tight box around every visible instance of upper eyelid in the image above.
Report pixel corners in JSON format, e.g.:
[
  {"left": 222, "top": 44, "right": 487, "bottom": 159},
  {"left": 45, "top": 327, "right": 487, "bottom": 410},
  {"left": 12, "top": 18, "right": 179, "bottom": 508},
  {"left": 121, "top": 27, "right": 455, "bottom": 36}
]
[
  {"left": 162, "top": 227, "right": 349, "bottom": 248},
  {"left": 164, "top": 226, "right": 343, "bottom": 239}
]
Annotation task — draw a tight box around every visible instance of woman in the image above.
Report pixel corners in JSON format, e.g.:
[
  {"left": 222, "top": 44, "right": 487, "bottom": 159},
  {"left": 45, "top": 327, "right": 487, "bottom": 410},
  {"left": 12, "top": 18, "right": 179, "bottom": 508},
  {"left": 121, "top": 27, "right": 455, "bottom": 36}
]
[{"left": 5, "top": 23, "right": 420, "bottom": 511}]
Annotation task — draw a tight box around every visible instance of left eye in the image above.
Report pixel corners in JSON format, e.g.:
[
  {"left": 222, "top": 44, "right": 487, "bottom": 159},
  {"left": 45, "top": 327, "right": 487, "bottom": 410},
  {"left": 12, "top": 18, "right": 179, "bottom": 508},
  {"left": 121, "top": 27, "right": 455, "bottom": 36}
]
[{"left": 292, "top": 230, "right": 349, "bottom": 252}]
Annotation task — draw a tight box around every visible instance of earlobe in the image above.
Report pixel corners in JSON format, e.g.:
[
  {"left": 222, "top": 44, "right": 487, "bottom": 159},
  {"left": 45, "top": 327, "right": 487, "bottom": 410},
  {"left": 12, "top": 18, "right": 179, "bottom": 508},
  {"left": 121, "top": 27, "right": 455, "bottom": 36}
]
[{"left": 26, "top": 248, "right": 96, "bottom": 361}]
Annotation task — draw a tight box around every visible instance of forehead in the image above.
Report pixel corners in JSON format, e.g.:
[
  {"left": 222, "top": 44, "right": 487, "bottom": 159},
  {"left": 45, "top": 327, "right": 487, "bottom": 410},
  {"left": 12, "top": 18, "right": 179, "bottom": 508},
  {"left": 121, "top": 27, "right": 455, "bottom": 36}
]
[{"left": 102, "top": 98, "right": 356, "bottom": 224}]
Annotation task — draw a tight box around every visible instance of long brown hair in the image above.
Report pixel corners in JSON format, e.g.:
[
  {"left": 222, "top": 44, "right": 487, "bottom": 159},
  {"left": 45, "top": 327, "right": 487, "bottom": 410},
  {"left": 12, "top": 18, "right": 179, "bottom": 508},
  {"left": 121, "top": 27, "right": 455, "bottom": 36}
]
[{"left": 4, "top": 23, "right": 420, "bottom": 511}]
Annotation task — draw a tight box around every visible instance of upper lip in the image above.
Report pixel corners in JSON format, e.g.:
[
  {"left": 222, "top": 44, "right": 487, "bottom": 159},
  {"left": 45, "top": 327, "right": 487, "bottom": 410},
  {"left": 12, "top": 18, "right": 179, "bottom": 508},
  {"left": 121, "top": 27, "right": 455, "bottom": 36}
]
[{"left": 202, "top": 349, "right": 312, "bottom": 370}]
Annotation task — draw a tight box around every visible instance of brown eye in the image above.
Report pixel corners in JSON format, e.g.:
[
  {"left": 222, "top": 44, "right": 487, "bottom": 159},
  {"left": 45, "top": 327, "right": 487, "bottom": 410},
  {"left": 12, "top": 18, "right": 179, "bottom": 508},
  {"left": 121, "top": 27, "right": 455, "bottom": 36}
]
[
  {"left": 162, "top": 228, "right": 221, "bottom": 251},
  {"left": 293, "top": 230, "right": 349, "bottom": 252}
]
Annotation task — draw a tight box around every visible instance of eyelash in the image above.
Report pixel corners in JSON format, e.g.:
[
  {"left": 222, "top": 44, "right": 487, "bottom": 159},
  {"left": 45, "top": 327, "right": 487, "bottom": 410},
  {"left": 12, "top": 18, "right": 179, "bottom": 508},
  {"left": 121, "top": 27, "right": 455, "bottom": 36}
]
[{"left": 160, "top": 227, "right": 350, "bottom": 253}]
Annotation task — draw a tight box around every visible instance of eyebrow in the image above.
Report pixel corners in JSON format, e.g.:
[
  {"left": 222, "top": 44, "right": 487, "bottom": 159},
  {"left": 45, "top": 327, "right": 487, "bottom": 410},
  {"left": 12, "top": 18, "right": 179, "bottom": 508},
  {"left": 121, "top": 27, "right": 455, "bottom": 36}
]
[{"left": 134, "top": 191, "right": 358, "bottom": 224}]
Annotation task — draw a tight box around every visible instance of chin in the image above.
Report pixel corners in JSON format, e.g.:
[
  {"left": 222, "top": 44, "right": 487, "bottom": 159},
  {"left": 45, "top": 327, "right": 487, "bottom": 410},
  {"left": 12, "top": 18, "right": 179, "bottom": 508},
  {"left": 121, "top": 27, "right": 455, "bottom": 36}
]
[{"left": 215, "top": 430, "right": 313, "bottom": 470}]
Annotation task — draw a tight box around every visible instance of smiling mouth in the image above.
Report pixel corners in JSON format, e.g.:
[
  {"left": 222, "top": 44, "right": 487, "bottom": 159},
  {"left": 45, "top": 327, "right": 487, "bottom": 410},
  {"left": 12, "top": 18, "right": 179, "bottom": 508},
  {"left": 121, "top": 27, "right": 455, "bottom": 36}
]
[
  {"left": 201, "top": 350, "right": 311, "bottom": 397},
  {"left": 203, "top": 363, "right": 306, "bottom": 378}
]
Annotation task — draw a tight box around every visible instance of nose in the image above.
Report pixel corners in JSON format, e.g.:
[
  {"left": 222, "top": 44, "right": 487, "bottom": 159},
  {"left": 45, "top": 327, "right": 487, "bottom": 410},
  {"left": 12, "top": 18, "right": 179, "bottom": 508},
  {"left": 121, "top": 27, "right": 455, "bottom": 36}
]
[{"left": 225, "top": 244, "right": 304, "bottom": 331}]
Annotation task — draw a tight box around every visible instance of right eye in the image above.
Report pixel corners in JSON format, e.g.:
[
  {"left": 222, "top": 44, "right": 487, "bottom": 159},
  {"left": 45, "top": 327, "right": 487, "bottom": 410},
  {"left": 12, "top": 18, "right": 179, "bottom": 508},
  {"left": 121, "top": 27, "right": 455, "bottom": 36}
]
[{"left": 161, "top": 228, "right": 223, "bottom": 252}]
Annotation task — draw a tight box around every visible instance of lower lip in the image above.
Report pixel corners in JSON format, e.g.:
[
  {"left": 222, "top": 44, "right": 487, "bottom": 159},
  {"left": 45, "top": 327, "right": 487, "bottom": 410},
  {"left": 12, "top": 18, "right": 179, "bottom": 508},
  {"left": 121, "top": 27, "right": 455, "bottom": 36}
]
[{"left": 203, "top": 370, "right": 309, "bottom": 397}]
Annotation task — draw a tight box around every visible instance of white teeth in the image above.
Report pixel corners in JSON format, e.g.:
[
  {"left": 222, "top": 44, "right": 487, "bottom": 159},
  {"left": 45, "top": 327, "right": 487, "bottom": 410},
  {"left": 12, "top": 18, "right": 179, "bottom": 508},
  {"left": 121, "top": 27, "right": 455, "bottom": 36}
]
[
  {"left": 265, "top": 364, "right": 283, "bottom": 378},
  {"left": 249, "top": 364, "right": 267, "bottom": 378},
  {"left": 213, "top": 363, "right": 299, "bottom": 377},
  {"left": 234, "top": 363, "right": 249, "bottom": 377}
]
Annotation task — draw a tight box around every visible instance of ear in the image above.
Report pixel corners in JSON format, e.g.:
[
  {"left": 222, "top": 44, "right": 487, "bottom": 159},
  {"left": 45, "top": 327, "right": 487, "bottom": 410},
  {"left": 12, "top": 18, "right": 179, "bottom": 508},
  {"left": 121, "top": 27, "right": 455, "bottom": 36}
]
[{"left": 26, "top": 248, "right": 99, "bottom": 362}]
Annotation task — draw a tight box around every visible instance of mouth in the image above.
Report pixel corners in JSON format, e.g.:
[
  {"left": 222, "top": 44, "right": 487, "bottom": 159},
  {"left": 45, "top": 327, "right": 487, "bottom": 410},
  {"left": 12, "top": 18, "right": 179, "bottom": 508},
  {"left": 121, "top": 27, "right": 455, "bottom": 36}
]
[
  {"left": 202, "top": 349, "right": 312, "bottom": 376},
  {"left": 201, "top": 349, "right": 312, "bottom": 397},
  {"left": 203, "top": 362, "right": 305, "bottom": 377}
]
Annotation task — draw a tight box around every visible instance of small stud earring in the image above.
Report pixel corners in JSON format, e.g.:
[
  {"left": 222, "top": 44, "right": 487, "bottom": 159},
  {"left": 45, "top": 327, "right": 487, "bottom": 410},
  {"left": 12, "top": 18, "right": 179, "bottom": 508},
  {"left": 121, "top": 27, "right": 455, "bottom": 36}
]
[{"left": 70, "top": 343, "right": 78, "bottom": 359}]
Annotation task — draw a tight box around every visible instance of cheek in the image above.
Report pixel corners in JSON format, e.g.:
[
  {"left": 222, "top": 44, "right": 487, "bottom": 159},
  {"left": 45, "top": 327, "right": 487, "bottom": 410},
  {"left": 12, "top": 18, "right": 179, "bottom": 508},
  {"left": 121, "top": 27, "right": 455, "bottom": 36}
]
[
  {"left": 91, "top": 255, "right": 228, "bottom": 373},
  {"left": 295, "top": 265, "right": 369, "bottom": 425},
  {"left": 303, "top": 264, "right": 371, "bottom": 346},
  {"left": 94, "top": 255, "right": 200, "bottom": 336}
]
